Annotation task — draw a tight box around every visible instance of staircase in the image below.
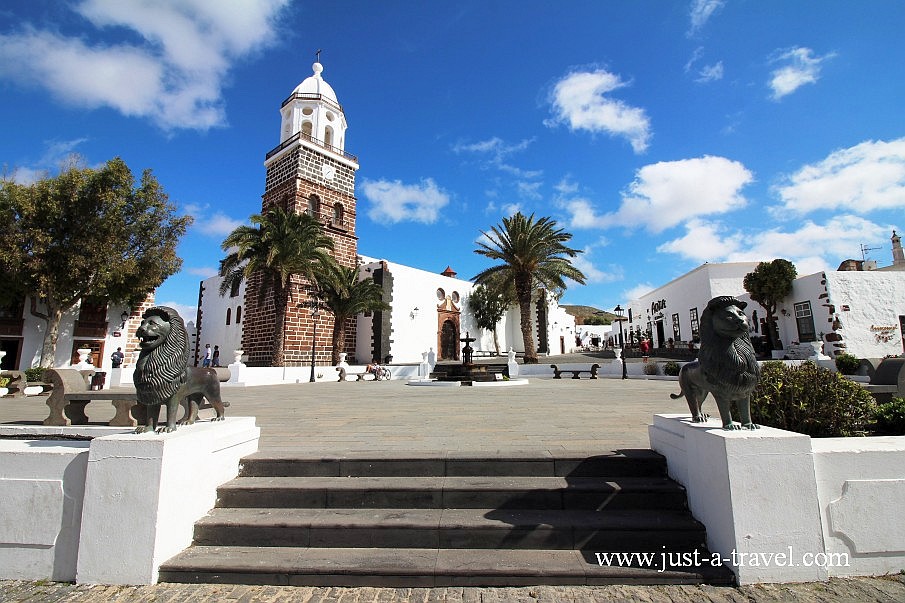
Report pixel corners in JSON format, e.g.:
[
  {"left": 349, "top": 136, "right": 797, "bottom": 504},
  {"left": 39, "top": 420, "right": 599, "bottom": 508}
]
[{"left": 158, "top": 450, "right": 734, "bottom": 586}]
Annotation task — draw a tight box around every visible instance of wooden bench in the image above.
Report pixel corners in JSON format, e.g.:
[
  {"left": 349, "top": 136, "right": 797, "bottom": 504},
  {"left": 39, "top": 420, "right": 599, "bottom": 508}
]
[
  {"left": 551, "top": 364, "right": 600, "bottom": 379},
  {"left": 43, "top": 368, "right": 138, "bottom": 427},
  {"left": 862, "top": 357, "right": 905, "bottom": 404}
]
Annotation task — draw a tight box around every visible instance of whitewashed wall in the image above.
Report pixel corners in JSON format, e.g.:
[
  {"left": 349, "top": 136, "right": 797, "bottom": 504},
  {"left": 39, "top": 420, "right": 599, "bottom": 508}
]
[{"left": 195, "top": 277, "right": 244, "bottom": 366}]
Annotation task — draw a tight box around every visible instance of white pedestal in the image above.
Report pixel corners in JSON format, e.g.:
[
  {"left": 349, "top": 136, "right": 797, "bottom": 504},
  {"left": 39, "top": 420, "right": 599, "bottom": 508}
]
[{"left": 75, "top": 417, "right": 259, "bottom": 584}]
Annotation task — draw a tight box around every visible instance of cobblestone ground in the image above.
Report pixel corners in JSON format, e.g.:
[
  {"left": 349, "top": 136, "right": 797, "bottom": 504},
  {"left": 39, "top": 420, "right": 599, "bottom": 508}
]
[{"left": 4, "top": 577, "right": 905, "bottom": 603}]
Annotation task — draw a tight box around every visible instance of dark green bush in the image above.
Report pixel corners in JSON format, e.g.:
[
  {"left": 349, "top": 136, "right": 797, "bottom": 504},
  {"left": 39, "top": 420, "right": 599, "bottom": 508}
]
[
  {"left": 663, "top": 361, "right": 681, "bottom": 376},
  {"left": 751, "top": 361, "right": 877, "bottom": 437},
  {"left": 643, "top": 362, "right": 660, "bottom": 375},
  {"left": 24, "top": 367, "right": 45, "bottom": 382},
  {"left": 874, "top": 397, "right": 905, "bottom": 435},
  {"left": 834, "top": 352, "right": 860, "bottom": 375}
]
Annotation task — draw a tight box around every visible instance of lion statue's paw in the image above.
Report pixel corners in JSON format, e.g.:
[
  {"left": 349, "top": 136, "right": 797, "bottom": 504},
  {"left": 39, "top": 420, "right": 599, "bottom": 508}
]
[
  {"left": 742, "top": 422, "right": 760, "bottom": 430},
  {"left": 134, "top": 425, "right": 153, "bottom": 434},
  {"left": 156, "top": 425, "right": 177, "bottom": 433}
]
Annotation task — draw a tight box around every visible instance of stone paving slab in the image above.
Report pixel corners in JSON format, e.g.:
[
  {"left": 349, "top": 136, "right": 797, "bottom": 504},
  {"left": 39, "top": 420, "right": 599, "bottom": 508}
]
[{"left": 4, "top": 576, "right": 905, "bottom": 602}]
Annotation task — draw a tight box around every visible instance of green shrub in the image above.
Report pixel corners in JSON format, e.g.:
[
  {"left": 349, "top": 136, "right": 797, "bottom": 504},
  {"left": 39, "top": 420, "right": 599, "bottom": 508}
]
[
  {"left": 643, "top": 362, "right": 660, "bottom": 376},
  {"left": 663, "top": 361, "right": 681, "bottom": 376},
  {"left": 751, "top": 361, "right": 877, "bottom": 437},
  {"left": 874, "top": 397, "right": 905, "bottom": 435},
  {"left": 24, "top": 367, "right": 45, "bottom": 382},
  {"left": 834, "top": 352, "right": 860, "bottom": 375}
]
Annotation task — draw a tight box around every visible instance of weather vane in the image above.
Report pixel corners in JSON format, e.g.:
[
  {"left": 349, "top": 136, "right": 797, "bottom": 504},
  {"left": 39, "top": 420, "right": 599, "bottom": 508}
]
[{"left": 315, "top": 49, "right": 322, "bottom": 63}]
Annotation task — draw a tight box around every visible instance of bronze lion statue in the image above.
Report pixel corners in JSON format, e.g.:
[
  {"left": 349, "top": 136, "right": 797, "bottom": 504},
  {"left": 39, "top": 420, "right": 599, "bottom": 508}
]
[
  {"left": 670, "top": 296, "right": 761, "bottom": 430},
  {"left": 132, "top": 306, "right": 227, "bottom": 433}
]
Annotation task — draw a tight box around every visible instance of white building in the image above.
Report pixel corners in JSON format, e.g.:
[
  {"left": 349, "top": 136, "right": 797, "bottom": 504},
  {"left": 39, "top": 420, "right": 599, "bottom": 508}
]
[{"left": 622, "top": 232, "right": 905, "bottom": 359}]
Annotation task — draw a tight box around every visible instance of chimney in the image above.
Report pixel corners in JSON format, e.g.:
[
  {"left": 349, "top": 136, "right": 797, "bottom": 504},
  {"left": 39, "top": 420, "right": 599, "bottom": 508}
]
[{"left": 893, "top": 230, "right": 904, "bottom": 266}]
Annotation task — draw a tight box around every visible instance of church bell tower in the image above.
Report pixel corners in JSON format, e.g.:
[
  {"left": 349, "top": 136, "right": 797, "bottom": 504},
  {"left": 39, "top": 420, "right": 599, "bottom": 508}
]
[{"left": 242, "top": 60, "right": 360, "bottom": 366}]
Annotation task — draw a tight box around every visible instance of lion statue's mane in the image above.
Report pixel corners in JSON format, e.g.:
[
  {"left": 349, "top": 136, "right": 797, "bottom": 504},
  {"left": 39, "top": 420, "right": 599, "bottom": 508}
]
[
  {"left": 133, "top": 306, "right": 189, "bottom": 407},
  {"left": 671, "top": 296, "right": 761, "bottom": 430}
]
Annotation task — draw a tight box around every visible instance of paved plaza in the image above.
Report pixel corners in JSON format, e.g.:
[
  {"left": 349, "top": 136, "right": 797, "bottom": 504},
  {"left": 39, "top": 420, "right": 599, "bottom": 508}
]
[{"left": 2, "top": 363, "right": 904, "bottom": 601}]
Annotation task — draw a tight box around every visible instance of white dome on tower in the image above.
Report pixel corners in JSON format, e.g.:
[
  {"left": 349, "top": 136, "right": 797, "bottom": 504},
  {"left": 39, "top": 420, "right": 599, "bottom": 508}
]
[
  {"left": 278, "top": 61, "right": 349, "bottom": 153},
  {"left": 292, "top": 62, "right": 339, "bottom": 104}
]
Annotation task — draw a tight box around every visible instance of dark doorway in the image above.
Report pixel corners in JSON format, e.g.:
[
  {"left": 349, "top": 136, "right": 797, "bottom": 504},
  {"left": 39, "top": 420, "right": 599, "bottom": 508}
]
[
  {"left": 440, "top": 319, "right": 458, "bottom": 360},
  {"left": 0, "top": 339, "right": 20, "bottom": 370}
]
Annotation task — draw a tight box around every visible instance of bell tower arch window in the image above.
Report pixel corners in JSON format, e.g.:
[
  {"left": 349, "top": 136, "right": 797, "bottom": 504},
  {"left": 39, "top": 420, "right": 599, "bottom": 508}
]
[
  {"left": 301, "top": 121, "right": 313, "bottom": 139},
  {"left": 332, "top": 202, "right": 344, "bottom": 227},
  {"left": 324, "top": 125, "right": 334, "bottom": 148},
  {"left": 307, "top": 194, "right": 321, "bottom": 218}
]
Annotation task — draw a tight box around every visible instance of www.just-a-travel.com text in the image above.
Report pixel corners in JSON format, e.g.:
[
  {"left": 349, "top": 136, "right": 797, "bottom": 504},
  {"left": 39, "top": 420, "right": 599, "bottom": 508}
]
[{"left": 595, "top": 547, "right": 850, "bottom": 573}]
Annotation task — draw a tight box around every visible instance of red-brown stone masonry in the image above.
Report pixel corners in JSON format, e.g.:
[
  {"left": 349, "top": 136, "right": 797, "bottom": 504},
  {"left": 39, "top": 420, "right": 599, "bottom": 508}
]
[
  {"left": 121, "top": 293, "right": 156, "bottom": 368},
  {"left": 243, "top": 147, "right": 360, "bottom": 366}
]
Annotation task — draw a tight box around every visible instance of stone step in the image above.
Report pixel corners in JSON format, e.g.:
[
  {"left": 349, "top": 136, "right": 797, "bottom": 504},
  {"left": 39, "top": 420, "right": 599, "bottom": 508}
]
[
  {"left": 192, "top": 507, "right": 706, "bottom": 551},
  {"left": 158, "top": 546, "right": 735, "bottom": 587},
  {"left": 215, "top": 475, "right": 687, "bottom": 510},
  {"left": 238, "top": 450, "right": 667, "bottom": 478}
]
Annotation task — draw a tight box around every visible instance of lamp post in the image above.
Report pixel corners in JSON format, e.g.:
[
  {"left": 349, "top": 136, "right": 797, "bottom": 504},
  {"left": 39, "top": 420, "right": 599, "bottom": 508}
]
[
  {"left": 309, "top": 302, "right": 320, "bottom": 383},
  {"left": 614, "top": 305, "right": 628, "bottom": 380}
]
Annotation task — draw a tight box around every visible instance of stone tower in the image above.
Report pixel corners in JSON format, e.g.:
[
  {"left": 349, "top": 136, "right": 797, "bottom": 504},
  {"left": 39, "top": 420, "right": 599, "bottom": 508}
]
[{"left": 242, "top": 61, "right": 360, "bottom": 366}]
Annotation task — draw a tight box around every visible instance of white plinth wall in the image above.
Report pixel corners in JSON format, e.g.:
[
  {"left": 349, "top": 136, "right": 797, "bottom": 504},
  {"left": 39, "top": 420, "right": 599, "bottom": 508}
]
[
  {"left": 649, "top": 414, "right": 905, "bottom": 584},
  {"left": 0, "top": 417, "right": 259, "bottom": 584}
]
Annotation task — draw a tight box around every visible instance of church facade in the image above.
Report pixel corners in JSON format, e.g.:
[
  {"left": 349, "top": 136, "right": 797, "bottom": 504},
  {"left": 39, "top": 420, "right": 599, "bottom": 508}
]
[{"left": 195, "top": 62, "right": 577, "bottom": 368}]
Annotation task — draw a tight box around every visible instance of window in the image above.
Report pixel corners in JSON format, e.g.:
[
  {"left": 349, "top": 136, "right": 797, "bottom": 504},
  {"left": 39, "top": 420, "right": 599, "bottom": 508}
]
[
  {"left": 307, "top": 194, "right": 321, "bottom": 218},
  {"left": 324, "top": 126, "right": 334, "bottom": 147},
  {"left": 235, "top": 306, "right": 242, "bottom": 324},
  {"left": 229, "top": 278, "right": 240, "bottom": 298},
  {"left": 672, "top": 313, "right": 681, "bottom": 341},
  {"left": 332, "top": 202, "right": 344, "bottom": 227},
  {"left": 226, "top": 308, "right": 231, "bottom": 325},
  {"left": 690, "top": 308, "right": 700, "bottom": 340},
  {"left": 794, "top": 301, "right": 817, "bottom": 342}
]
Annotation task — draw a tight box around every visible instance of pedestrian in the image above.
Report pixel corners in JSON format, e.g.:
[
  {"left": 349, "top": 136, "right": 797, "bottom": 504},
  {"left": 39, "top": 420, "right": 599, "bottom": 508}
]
[
  {"left": 212, "top": 345, "right": 220, "bottom": 367},
  {"left": 203, "top": 344, "right": 212, "bottom": 367},
  {"left": 111, "top": 347, "right": 124, "bottom": 368}
]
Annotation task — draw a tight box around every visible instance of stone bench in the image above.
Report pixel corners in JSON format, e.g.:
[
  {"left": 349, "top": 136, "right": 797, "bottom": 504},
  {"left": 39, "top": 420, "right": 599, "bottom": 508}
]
[
  {"left": 42, "top": 368, "right": 138, "bottom": 427},
  {"left": 336, "top": 366, "right": 383, "bottom": 381},
  {"left": 1, "top": 370, "right": 28, "bottom": 397},
  {"left": 551, "top": 363, "right": 600, "bottom": 379},
  {"left": 862, "top": 357, "right": 905, "bottom": 404}
]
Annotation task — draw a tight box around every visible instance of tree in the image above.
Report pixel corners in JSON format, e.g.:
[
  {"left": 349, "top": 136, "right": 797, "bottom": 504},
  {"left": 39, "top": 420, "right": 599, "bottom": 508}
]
[
  {"left": 743, "top": 259, "right": 798, "bottom": 350},
  {"left": 473, "top": 212, "right": 586, "bottom": 363},
  {"left": 467, "top": 284, "right": 508, "bottom": 355},
  {"left": 219, "top": 205, "right": 334, "bottom": 366},
  {"left": 0, "top": 157, "right": 191, "bottom": 367},
  {"left": 317, "top": 262, "right": 390, "bottom": 365}
]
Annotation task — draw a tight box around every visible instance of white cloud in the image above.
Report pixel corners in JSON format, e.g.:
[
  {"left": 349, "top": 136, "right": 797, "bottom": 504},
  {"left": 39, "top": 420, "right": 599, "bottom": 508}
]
[
  {"left": 195, "top": 212, "right": 245, "bottom": 236},
  {"left": 188, "top": 266, "right": 219, "bottom": 278},
  {"left": 772, "top": 138, "right": 905, "bottom": 215},
  {"left": 501, "top": 203, "right": 522, "bottom": 216},
  {"left": 559, "top": 198, "right": 608, "bottom": 230},
  {"left": 656, "top": 219, "right": 743, "bottom": 262},
  {"left": 361, "top": 178, "right": 450, "bottom": 224},
  {"left": 696, "top": 61, "right": 724, "bottom": 83},
  {"left": 768, "top": 47, "right": 835, "bottom": 100},
  {"left": 657, "top": 215, "right": 889, "bottom": 272},
  {"left": 8, "top": 138, "right": 90, "bottom": 184},
  {"left": 688, "top": 0, "right": 725, "bottom": 36},
  {"left": 156, "top": 301, "right": 198, "bottom": 322},
  {"left": 570, "top": 247, "right": 623, "bottom": 285},
  {"left": 546, "top": 69, "right": 652, "bottom": 153},
  {"left": 0, "top": 0, "right": 290, "bottom": 130},
  {"left": 613, "top": 156, "right": 753, "bottom": 232},
  {"left": 624, "top": 283, "right": 655, "bottom": 302}
]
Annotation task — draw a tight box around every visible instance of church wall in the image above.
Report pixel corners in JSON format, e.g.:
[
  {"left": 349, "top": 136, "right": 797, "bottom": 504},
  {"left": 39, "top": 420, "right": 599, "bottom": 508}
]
[{"left": 194, "top": 276, "right": 244, "bottom": 367}]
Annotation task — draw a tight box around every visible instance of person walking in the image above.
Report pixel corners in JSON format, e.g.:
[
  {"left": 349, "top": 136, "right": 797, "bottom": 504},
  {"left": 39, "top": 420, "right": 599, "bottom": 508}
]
[
  {"left": 110, "top": 347, "right": 124, "bottom": 368},
  {"left": 203, "top": 344, "right": 212, "bottom": 367},
  {"left": 212, "top": 345, "right": 220, "bottom": 367}
]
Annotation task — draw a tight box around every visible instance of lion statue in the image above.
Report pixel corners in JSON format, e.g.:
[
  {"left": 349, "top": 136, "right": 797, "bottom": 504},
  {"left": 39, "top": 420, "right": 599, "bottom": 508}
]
[
  {"left": 132, "top": 306, "right": 227, "bottom": 433},
  {"left": 670, "top": 296, "right": 761, "bottom": 430}
]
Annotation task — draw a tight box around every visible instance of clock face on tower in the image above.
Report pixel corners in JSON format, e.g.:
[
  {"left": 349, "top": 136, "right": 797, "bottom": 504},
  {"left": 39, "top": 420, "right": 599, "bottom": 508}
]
[{"left": 321, "top": 164, "right": 336, "bottom": 180}]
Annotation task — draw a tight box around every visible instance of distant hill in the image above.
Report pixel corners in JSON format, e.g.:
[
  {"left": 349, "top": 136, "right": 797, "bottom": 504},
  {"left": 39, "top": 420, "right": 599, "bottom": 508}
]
[{"left": 561, "top": 304, "right": 614, "bottom": 325}]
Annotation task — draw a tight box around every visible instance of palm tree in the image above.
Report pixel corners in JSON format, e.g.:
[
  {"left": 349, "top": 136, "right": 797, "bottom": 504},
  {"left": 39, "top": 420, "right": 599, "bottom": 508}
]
[
  {"left": 317, "top": 262, "right": 390, "bottom": 364},
  {"left": 473, "top": 212, "right": 586, "bottom": 363},
  {"left": 219, "top": 206, "right": 334, "bottom": 366}
]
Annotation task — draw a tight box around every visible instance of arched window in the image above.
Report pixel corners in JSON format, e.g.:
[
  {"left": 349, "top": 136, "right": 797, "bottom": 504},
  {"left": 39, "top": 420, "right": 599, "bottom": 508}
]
[
  {"left": 301, "top": 121, "right": 313, "bottom": 138},
  {"left": 235, "top": 306, "right": 242, "bottom": 324},
  {"left": 332, "top": 202, "right": 344, "bottom": 227},
  {"left": 226, "top": 308, "right": 231, "bottom": 325},
  {"left": 308, "top": 194, "right": 321, "bottom": 218},
  {"left": 324, "top": 126, "right": 334, "bottom": 148}
]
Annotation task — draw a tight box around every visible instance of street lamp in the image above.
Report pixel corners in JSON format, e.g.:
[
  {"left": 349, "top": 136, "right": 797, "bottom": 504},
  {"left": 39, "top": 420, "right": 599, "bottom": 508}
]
[
  {"left": 309, "top": 302, "right": 320, "bottom": 383},
  {"left": 614, "top": 305, "right": 628, "bottom": 380}
]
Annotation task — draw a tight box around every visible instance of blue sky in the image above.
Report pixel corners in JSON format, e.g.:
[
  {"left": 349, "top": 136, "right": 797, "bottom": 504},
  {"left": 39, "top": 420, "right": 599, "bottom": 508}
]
[{"left": 2, "top": 1, "right": 904, "bottom": 319}]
